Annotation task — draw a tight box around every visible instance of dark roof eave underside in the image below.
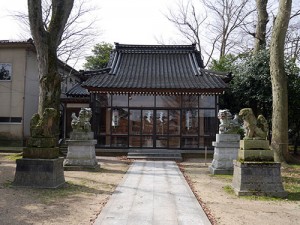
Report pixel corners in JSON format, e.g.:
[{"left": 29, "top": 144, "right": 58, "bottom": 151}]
[
  {"left": 61, "top": 97, "right": 90, "bottom": 103},
  {"left": 84, "top": 87, "right": 226, "bottom": 95}
]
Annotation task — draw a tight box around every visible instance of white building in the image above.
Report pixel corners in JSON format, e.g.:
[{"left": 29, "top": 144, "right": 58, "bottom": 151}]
[{"left": 0, "top": 40, "right": 80, "bottom": 147}]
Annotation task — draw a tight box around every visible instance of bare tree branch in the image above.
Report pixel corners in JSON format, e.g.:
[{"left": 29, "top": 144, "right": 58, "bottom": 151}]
[
  {"left": 165, "top": 0, "right": 207, "bottom": 62},
  {"left": 166, "top": 0, "right": 256, "bottom": 66},
  {"left": 13, "top": 0, "right": 99, "bottom": 65},
  {"left": 202, "top": 0, "right": 255, "bottom": 58}
]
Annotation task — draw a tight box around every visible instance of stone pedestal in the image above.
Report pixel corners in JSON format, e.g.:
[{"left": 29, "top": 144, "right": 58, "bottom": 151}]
[
  {"left": 23, "top": 147, "right": 59, "bottom": 159},
  {"left": 63, "top": 139, "right": 99, "bottom": 170},
  {"left": 27, "top": 137, "right": 57, "bottom": 148},
  {"left": 70, "top": 131, "right": 94, "bottom": 140},
  {"left": 232, "top": 160, "right": 287, "bottom": 197},
  {"left": 232, "top": 139, "right": 286, "bottom": 197},
  {"left": 13, "top": 157, "right": 65, "bottom": 188},
  {"left": 238, "top": 149, "right": 274, "bottom": 162},
  {"left": 239, "top": 139, "right": 274, "bottom": 162},
  {"left": 240, "top": 139, "right": 269, "bottom": 150},
  {"left": 209, "top": 134, "right": 240, "bottom": 175}
]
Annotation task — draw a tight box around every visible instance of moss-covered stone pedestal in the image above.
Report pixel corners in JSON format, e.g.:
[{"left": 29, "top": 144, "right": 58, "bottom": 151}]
[
  {"left": 13, "top": 108, "right": 65, "bottom": 188},
  {"left": 209, "top": 134, "right": 240, "bottom": 175},
  {"left": 13, "top": 139, "right": 65, "bottom": 188},
  {"left": 232, "top": 140, "right": 287, "bottom": 197},
  {"left": 63, "top": 139, "right": 99, "bottom": 171},
  {"left": 232, "top": 161, "right": 287, "bottom": 197},
  {"left": 13, "top": 157, "right": 65, "bottom": 188}
]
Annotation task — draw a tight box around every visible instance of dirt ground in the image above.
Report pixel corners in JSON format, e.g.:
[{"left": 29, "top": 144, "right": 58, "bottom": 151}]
[
  {"left": 1, "top": 153, "right": 300, "bottom": 225},
  {"left": 0, "top": 153, "right": 130, "bottom": 225},
  {"left": 179, "top": 158, "right": 300, "bottom": 225}
]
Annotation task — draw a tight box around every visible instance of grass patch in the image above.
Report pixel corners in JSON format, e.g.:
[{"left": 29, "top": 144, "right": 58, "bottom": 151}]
[
  {"left": 221, "top": 185, "right": 278, "bottom": 201},
  {"left": 1, "top": 180, "right": 13, "bottom": 188},
  {"left": 223, "top": 185, "right": 234, "bottom": 195},
  {"left": 288, "top": 164, "right": 300, "bottom": 169},
  {"left": 4, "top": 153, "right": 22, "bottom": 161},
  {"left": 213, "top": 174, "right": 233, "bottom": 181},
  {"left": 281, "top": 163, "right": 300, "bottom": 201},
  {"left": 242, "top": 195, "right": 282, "bottom": 201}
]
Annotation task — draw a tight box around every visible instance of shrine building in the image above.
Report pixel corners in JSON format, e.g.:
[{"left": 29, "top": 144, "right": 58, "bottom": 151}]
[{"left": 66, "top": 43, "right": 231, "bottom": 152}]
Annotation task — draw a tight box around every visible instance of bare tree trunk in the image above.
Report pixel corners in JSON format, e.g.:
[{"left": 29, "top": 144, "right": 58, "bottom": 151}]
[
  {"left": 220, "top": 32, "right": 227, "bottom": 59},
  {"left": 270, "top": 0, "right": 292, "bottom": 163},
  {"left": 28, "top": 0, "right": 74, "bottom": 134},
  {"left": 254, "top": 0, "right": 268, "bottom": 53}
]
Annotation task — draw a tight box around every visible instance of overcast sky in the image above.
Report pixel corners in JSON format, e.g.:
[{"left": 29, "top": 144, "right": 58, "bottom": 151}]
[
  {"left": 0, "top": 0, "right": 180, "bottom": 44},
  {"left": 0, "top": 0, "right": 183, "bottom": 69}
]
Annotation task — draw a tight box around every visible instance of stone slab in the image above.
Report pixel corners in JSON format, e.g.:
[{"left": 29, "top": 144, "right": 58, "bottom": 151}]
[
  {"left": 240, "top": 139, "right": 269, "bottom": 150},
  {"left": 213, "top": 148, "right": 239, "bottom": 158},
  {"left": 66, "top": 139, "right": 97, "bottom": 146},
  {"left": 64, "top": 164, "right": 100, "bottom": 171},
  {"left": 238, "top": 149, "right": 274, "bottom": 161},
  {"left": 216, "top": 134, "right": 240, "bottom": 142},
  {"left": 209, "top": 165, "right": 233, "bottom": 175},
  {"left": 69, "top": 132, "right": 94, "bottom": 140},
  {"left": 210, "top": 158, "right": 236, "bottom": 169},
  {"left": 232, "top": 160, "right": 287, "bottom": 198},
  {"left": 27, "top": 137, "right": 57, "bottom": 148},
  {"left": 13, "top": 158, "right": 65, "bottom": 188},
  {"left": 213, "top": 142, "right": 240, "bottom": 148},
  {"left": 23, "top": 147, "right": 59, "bottom": 159}
]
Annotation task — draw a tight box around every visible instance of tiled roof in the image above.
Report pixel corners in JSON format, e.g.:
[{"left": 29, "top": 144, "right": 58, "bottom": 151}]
[
  {"left": 82, "top": 43, "right": 231, "bottom": 95},
  {"left": 78, "top": 68, "right": 111, "bottom": 81},
  {"left": 66, "top": 83, "right": 90, "bottom": 97}
]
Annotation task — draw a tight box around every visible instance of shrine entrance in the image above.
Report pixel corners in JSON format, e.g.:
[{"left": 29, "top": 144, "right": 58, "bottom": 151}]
[{"left": 128, "top": 109, "right": 180, "bottom": 149}]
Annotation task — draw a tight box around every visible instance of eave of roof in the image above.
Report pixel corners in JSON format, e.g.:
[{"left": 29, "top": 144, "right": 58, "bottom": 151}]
[
  {"left": 60, "top": 97, "right": 89, "bottom": 103},
  {"left": 66, "top": 83, "right": 90, "bottom": 97},
  {"left": 0, "top": 39, "right": 36, "bottom": 50}
]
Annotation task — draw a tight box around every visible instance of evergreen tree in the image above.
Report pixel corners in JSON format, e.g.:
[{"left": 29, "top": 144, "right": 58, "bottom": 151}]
[{"left": 84, "top": 42, "right": 113, "bottom": 70}]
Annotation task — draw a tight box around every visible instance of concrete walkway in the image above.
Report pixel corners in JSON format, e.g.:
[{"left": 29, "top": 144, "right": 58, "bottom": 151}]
[{"left": 94, "top": 161, "right": 211, "bottom": 225}]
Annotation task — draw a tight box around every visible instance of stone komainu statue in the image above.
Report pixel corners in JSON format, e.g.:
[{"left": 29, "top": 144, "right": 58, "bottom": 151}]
[
  {"left": 218, "top": 109, "right": 240, "bottom": 134},
  {"left": 71, "top": 108, "right": 92, "bottom": 132},
  {"left": 238, "top": 108, "right": 268, "bottom": 140},
  {"left": 30, "top": 108, "right": 57, "bottom": 138}
]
